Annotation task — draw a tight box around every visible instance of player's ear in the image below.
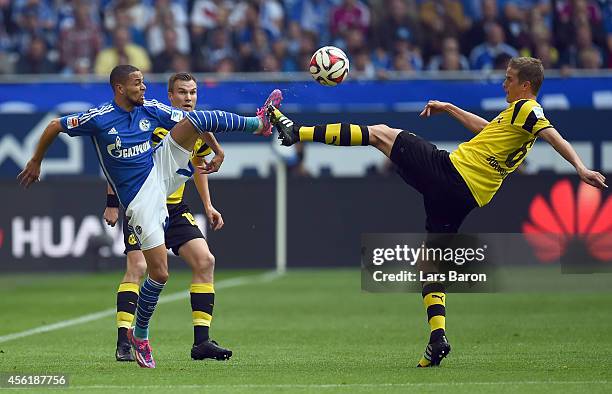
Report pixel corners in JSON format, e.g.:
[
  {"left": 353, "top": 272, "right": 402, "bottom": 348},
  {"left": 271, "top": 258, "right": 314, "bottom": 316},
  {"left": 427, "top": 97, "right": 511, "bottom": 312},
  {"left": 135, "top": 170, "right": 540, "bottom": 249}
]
[{"left": 522, "top": 80, "right": 531, "bottom": 92}]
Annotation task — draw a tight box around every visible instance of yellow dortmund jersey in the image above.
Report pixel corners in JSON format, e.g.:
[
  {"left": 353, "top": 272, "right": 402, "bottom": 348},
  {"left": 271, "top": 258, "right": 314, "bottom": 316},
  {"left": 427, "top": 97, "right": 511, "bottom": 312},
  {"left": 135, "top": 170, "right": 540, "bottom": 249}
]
[
  {"left": 151, "top": 127, "right": 212, "bottom": 205},
  {"left": 449, "top": 99, "right": 553, "bottom": 207}
]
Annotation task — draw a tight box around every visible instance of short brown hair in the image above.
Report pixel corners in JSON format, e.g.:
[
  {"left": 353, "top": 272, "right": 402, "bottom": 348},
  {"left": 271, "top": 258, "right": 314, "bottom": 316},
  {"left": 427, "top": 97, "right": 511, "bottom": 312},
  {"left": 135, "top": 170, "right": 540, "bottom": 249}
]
[
  {"left": 167, "top": 72, "right": 197, "bottom": 92},
  {"left": 508, "top": 57, "right": 544, "bottom": 95}
]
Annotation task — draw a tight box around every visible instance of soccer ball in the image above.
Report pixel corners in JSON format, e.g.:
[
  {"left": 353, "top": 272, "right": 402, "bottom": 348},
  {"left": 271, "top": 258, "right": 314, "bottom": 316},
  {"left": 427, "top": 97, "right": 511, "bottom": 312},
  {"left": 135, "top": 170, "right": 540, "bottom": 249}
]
[{"left": 309, "top": 46, "right": 350, "bottom": 86}]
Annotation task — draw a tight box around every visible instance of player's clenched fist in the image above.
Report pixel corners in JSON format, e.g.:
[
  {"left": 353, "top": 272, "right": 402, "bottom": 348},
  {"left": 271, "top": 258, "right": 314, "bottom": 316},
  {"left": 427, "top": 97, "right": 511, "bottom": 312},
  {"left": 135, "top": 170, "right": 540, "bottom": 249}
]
[{"left": 17, "top": 159, "right": 42, "bottom": 188}]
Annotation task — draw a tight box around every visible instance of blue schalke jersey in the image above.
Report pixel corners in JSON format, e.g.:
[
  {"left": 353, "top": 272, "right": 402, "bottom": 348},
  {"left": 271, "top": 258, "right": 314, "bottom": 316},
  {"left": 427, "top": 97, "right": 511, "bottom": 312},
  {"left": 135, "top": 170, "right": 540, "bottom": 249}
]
[{"left": 59, "top": 99, "right": 187, "bottom": 207}]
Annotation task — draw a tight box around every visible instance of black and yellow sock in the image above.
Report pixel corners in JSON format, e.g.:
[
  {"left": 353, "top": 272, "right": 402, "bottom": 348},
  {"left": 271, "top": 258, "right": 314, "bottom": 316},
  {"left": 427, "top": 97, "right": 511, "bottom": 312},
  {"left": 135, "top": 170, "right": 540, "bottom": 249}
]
[
  {"left": 297, "top": 123, "right": 369, "bottom": 146},
  {"left": 116, "top": 282, "right": 139, "bottom": 344},
  {"left": 190, "top": 283, "right": 215, "bottom": 345},
  {"left": 418, "top": 282, "right": 446, "bottom": 367}
]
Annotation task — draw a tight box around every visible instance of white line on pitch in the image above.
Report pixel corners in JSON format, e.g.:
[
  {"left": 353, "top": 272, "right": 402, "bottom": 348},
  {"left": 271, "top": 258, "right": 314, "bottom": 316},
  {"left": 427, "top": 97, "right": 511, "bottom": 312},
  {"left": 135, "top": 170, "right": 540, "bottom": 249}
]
[
  {"left": 0, "top": 270, "right": 282, "bottom": 344},
  {"left": 62, "top": 381, "right": 611, "bottom": 390}
]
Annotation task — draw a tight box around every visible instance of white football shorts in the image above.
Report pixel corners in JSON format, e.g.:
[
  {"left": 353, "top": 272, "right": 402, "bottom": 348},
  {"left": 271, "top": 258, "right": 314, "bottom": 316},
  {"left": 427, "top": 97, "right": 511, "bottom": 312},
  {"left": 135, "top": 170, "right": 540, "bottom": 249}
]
[{"left": 125, "top": 134, "right": 193, "bottom": 250}]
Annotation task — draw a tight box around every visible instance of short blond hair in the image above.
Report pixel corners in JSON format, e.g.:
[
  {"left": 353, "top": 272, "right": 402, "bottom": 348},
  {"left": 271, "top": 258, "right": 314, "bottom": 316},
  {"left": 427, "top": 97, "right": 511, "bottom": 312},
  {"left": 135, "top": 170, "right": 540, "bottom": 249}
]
[{"left": 508, "top": 57, "right": 544, "bottom": 95}]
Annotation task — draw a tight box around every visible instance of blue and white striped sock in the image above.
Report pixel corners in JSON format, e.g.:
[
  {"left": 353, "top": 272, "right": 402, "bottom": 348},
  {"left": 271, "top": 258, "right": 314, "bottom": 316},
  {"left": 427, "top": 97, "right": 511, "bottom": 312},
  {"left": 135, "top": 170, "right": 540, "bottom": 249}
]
[
  {"left": 133, "top": 276, "right": 165, "bottom": 340},
  {"left": 186, "top": 110, "right": 260, "bottom": 134}
]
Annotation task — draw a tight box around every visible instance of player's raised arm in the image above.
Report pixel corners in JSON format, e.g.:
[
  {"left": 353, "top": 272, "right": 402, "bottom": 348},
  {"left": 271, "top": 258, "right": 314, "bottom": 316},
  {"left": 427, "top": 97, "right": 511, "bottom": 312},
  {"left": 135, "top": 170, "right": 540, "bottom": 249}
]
[
  {"left": 538, "top": 128, "right": 607, "bottom": 189},
  {"left": 17, "top": 118, "right": 63, "bottom": 188},
  {"left": 420, "top": 100, "right": 489, "bottom": 134},
  {"left": 19, "top": 102, "right": 105, "bottom": 188}
]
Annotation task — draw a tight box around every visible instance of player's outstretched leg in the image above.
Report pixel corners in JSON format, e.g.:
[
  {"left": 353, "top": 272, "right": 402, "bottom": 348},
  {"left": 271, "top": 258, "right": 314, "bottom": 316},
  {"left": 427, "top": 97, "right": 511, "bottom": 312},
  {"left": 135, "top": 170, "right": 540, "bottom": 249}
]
[
  {"left": 169, "top": 88, "right": 284, "bottom": 155},
  {"left": 267, "top": 105, "right": 402, "bottom": 158},
  {"left": 417, "top": 282, "right": 451, "bottom": 367},
  {"left": 268, "top": 105, "right": 369, "bottom": 147}
]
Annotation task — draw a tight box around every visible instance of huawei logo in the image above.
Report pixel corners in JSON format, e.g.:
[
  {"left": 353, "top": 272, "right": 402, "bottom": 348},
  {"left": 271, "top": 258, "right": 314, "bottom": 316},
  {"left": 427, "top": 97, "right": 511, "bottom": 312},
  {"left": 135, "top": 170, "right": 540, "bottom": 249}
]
[{"left": 522, "top": 179, "right": 612, "bottom": 263}]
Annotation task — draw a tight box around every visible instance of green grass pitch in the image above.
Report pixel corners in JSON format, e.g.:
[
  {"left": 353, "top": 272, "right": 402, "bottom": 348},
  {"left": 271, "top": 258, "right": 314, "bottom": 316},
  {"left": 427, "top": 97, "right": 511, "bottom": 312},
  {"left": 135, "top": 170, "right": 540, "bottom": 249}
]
[{"left": 0, "top": 269, "right": 611, "bottom": 393}]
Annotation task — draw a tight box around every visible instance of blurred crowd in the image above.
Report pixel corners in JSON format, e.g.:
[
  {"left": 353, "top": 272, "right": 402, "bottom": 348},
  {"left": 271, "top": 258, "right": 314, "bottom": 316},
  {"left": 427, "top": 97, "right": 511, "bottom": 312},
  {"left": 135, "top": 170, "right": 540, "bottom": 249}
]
[{"left": 1, "top": 0, "right": 611, "bottom": 76}]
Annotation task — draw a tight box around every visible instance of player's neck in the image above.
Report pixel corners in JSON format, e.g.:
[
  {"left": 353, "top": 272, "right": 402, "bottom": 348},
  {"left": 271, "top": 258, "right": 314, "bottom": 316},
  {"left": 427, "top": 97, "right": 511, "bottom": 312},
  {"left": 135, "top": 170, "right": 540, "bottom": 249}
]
[
  {"left": 515, "top": 93, "right": 537, "bottom": 102},
  {"left": 114, "top": 96, "right": 135, "bottom": 112}
]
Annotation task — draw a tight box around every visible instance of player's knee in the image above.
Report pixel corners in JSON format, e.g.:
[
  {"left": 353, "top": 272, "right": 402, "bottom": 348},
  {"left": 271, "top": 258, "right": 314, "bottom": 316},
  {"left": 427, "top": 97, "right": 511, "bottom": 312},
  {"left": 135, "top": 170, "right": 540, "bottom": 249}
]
[
  {"left": 206, "top": 252, "right": 215, "bottom": 272},
  {"left": 368, "top": 124, "right": 395, "bottom": 146},
  {"left": 148, "top": 265, "right": 169, "bottom": 283},
  {"left": 125, "top": 254, "right": 147, "bottom": 282},
  {"left": 371, "top": 123, "right": 392, "bottom": 131},
  {"left": 370, "top": 124, "right": 393, "bottom": 133},
  {"left": 369, "top": 124, "right": 403, "bottom": 157},
  {"left": 132, "top": 259, "right": 147, "bottom": 278},
  {"left": 193, "top": 251, "right": 215, "bottom": 275},
  {"left": 152, "top": 269, "right": 169, "bottom": 283}
]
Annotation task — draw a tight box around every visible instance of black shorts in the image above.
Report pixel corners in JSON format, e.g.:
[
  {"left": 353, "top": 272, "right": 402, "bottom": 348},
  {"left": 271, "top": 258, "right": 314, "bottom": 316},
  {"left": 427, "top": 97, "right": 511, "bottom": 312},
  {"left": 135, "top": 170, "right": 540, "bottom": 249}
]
[
  {"left": 390, "top": 131, "right": 478, "bottom": 233},
  {"left": 123, "top": 202, "right": 205, "bottom": 256}
]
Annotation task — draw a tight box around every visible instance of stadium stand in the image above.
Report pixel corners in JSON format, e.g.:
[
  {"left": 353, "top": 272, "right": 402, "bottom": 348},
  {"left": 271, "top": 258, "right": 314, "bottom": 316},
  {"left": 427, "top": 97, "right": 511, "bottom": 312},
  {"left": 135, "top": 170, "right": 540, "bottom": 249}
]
[{"left": 0, "top": 0, "right": 611, "bottom": 75}]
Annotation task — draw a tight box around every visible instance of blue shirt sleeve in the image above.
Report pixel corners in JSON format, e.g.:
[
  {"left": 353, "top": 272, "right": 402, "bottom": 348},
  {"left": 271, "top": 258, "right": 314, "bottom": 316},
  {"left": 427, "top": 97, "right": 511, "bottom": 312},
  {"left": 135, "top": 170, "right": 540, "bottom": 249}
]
[
  {"left": 59, "top": 108, "right": 104, "bottom": 137},
  {"left": 144, "top": 99, "right": 187, "bottom": 130}
]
